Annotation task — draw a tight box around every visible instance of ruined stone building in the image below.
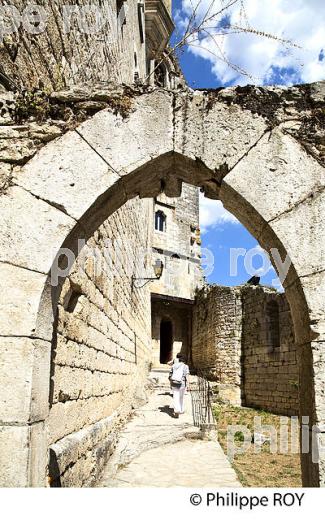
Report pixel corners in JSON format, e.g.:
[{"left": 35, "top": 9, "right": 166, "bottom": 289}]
[
  {"left": 0, "top": 1, "right": 324, "bottom": 488},
  {"left": 150, "top": 187, "right": 202, "bottom": 367},
  {"left": 193, "top": 285, "right": 298, "bottom": 416}
]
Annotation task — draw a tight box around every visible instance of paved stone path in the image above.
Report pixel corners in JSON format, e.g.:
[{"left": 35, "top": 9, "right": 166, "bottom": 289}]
[{"left": 99, "top": 370, "right": 241, "bottom": 487}]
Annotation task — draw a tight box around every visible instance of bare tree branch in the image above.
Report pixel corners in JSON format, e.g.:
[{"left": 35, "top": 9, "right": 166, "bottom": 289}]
[{"left": 145, "top": 0, "right": 301, "bottom": 85}]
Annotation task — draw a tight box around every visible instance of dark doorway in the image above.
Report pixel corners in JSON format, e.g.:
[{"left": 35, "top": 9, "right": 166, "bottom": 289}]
[{"left": 160, "top": 320, "right": 173, "bottom": 364}]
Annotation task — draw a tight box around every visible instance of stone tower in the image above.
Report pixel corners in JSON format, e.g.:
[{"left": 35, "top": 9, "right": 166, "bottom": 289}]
[{"left": 150, "top": 185, "right": 203, "bottom": 367}]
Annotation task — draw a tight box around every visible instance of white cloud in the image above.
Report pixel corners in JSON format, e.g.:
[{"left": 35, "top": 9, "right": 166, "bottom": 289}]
[
  {"left": 200, "top": 193, "right": 239, "bottom": 233},
  {"left": 178, "top": 0, "right": 325, "bottom": 85}
]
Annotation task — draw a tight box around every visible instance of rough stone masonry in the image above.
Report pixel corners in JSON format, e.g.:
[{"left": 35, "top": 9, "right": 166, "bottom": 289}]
[
  {"left": 0, "top": 80, "right": 324, "bottom": 487},
  {"left": 192, "top": 285, "right": 299, "bottom": 416},
  {"left": 0, "top": 0, "right": 324, "bottom": 489}
]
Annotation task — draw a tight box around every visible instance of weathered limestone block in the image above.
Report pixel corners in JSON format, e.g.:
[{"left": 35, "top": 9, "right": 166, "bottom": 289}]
[
  {"left": 60, "top": 431, "right": 116, "bottom": 487},
  {"left": 216, "top": 384, "right": 241, "bottom": 406},
  {"left": 174, "top": 90, "right": 268, "bottom": 175},
  {"left": 49, "top": 412, "right": 119, "bottom": 486},
  {"left": 0, "top": 93, "right": 15, "bottom": 125},
  {"left": 57, "top": 314, "right": 89, "bottom": 344},
  {"left": 202, "top": 102, "right": 268, "bottom": 173},
  {"left": 222, "top": 129, "right": 325, "bottom": 224},
  {"left": 310, "top": 81, "right": 325, "bottom": 103},
  {"left": 0, "top": 337, "right": 33, "bottom": 423},
  {"left": 0, "top": 186, "right": 75, "bottom": 273},
  {"left": 270, "top": 190, "right": 324, "bottom": 279},
  {"left": 27, "top": 122, "right": 64, "bottom": 143},
  {"left": 0, "top": 264, "right": 47, "bottom": 337},
  {"left": 52, "top": 365, "right": 124, "bottom": 403},
  {"left": 0, "top": 426, "right": 29, "bottom": 487},
  {"left": 50, "top": 87, "right": 101, "bottom": 103},
  {"left": 76, "top": 89, "right": 174, "bottom": 184},
  {"left": 48, "top": 393, "right": 123, "bottom": 444},
  {"left": 12, "top": 130, "right": 121, "bottom": 222},
  {"left": 0, "top": 337, "right": 51, "bottom": 424},
  {"left": 0, "top": 420, "right": 47, "bottom": 487},
  {"left": 55, "top": 339, "right": 107, "bottom": 373},
  {"left": 300, "top": 272, "right": 325, "bottom": 341},
  {"left": 29, "top": 421, "right": 49, "bottom": 487},
  {"left": 0, "top": 121, "right": 64, "bottom": 165},
  {"left": 0, "top": 163, "right": 12, "bottom": 190},
  {"left": 0, "top": 135, "right": 36, "bottom": 164},
  {"left": 221, "top": 183, "right": 267, "bottom": 239},
  {"left": 286, "top": 271, "right": 325, "bottom": 345},
  {"left": 309, "top": 341, "right": 325, "bottom": 424},
  {"left": 0, "top": 129, "right": 62, "bottom": 164},
  {"left": 173, "top": 90, "right": 207, "bottom": 164}
]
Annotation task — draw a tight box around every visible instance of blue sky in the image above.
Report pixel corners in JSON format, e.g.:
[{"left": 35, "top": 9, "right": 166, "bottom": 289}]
[
  {"left": 172, "top": 0, "right": 325, "bottom": 289},
  {"left": 201, "top": 217, "right": 281, "bottom": 289},
  {"left": 199, "top": 195, "right": 282, "bottom": 289},
  {"left": 173, "top": 0, "right": 325, "bottom": 88}
]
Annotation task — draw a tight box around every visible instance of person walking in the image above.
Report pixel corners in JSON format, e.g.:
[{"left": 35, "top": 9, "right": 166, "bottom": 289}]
[{"left": 169, "top": 354, "right": 189, "bottom": 418}]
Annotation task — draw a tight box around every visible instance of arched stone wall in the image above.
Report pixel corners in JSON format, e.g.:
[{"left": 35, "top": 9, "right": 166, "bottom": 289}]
[{"left": 0, "top": 87, "right": 324, "bottom": 486}]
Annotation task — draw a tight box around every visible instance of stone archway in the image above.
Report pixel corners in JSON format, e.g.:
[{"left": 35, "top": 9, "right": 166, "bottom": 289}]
[{"left": 0, "top": 87, "right": 324, "bottom": 487}]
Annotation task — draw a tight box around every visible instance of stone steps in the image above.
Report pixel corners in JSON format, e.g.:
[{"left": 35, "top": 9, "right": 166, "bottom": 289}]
[
  {"left": 98, "top": 381, "right": 241, "bottom": 488},
  {"left": 149, "top": 368, "right": 171, "bottom": 390}
]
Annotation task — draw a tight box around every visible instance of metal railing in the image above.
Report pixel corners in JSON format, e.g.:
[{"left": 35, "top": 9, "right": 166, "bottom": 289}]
[{"left": 190, "top": 369, "right": 216, "bottom": 429}]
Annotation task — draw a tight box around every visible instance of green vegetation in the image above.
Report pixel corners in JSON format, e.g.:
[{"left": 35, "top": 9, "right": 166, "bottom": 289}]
[
  {"left": 15, "top": 89, "right": 51, "bottom": 122},
  {"left": 213, "top": 404, "right": 302, "bottom": 487}
]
